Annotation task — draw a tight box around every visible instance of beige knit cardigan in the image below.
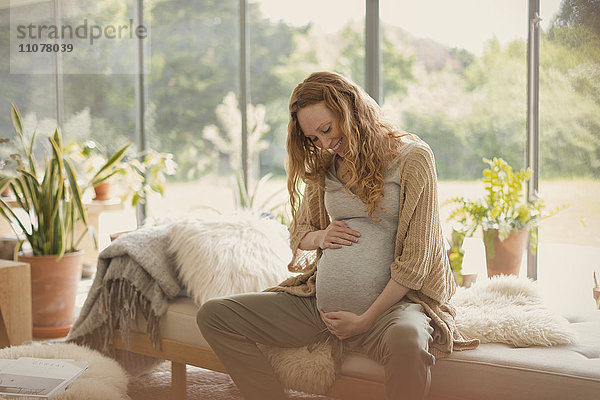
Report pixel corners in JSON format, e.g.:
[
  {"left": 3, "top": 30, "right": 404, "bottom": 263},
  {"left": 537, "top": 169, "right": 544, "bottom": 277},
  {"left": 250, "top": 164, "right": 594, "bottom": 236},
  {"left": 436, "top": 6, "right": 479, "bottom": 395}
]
[{"left": 266, "top": 139, "right": 479, "bottom": 358}]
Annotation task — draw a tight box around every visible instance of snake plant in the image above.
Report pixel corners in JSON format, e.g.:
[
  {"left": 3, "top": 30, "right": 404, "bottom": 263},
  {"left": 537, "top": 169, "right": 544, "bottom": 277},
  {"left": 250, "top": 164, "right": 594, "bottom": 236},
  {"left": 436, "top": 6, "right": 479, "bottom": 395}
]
[{"left": 0, "top": 104, "right": 127, "bottom": 258}]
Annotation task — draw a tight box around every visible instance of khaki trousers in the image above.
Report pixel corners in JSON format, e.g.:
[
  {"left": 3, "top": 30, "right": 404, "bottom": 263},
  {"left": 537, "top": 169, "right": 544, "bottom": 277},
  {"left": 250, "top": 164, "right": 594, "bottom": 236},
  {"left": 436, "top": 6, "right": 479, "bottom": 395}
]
[{"left": 197, "top": 292, "right": 435, "bottom": 400}]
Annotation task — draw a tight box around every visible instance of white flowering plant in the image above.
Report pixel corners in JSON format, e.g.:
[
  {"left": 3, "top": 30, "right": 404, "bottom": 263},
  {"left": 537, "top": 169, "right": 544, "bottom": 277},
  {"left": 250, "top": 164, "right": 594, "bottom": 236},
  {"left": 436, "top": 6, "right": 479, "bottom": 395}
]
[{"left": 65, "top": 139, "right": 177, "bottom": 208}]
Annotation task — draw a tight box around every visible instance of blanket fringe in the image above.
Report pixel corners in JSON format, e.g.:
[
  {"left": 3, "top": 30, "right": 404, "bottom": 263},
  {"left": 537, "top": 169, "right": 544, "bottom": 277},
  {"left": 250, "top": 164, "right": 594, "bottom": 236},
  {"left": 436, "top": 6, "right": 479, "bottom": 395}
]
[{"left": 69, "top": 278, "right": 162, "bottom": 352}]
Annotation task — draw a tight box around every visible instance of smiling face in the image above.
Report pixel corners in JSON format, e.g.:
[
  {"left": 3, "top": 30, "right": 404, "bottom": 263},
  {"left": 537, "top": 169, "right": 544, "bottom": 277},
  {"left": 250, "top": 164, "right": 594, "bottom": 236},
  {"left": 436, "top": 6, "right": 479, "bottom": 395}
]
[{"left": 297, "top": 102, "right": 346, "bottom": 157}]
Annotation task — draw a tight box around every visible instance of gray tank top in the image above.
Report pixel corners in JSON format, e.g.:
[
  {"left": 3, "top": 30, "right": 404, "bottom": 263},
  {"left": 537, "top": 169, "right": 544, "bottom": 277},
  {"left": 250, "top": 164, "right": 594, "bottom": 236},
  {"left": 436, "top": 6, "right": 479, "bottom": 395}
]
[{"left": 316, "top": 143, "right": 415, "bottom": 315}]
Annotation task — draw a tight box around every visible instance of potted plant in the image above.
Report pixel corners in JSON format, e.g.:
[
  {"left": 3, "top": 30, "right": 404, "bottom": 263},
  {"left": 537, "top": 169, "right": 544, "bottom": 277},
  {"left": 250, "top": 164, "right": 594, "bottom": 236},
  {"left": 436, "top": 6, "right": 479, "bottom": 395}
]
[
  {"left": 65, "top": 140, "right": 129, "bottom": 201},
  {"left": 232, "top": 172, "right": 289, "bottom": 224},
  {"left": 118, "top": 149, "right": 177, "bottom": 221},
  {"left": 447, "top": 157, "right": 561, "bottom": 278},
  {"left": 0, "top": 104, "right": 124, "bottom": 338}
]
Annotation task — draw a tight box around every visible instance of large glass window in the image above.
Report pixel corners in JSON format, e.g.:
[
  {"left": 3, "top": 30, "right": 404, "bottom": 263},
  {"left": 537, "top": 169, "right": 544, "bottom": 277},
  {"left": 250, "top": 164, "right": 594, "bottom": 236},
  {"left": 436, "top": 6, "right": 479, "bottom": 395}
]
[
  {"left": 245, "top": 0, "right": 365, "bottom": 220},
  {"left": 538, "top": 0, "right": 600, "bottom": 311},
  {"left": 0, "top": 1, "right": 58, "bottom": 241},
  {"left": 380, "top": 0, "right": 529, "bottom": 276},
  {"left": 59, "top": 0, "right": 140, "bottom": 250},
  {"left": 4, "top": 1, "right": 598, "bottom": 306},
  {"left": 146, "top": 0, "right": 241, "bottom": 218},
  {"left": 1, "top": 1, "right": 57, "bottom": 144}
]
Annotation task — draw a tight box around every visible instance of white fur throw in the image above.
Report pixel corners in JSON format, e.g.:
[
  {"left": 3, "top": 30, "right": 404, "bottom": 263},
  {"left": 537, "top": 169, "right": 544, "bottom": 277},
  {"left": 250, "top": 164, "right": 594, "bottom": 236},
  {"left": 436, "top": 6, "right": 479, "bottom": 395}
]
[
  {"left": 0, "top": 343, "right": 130, "bottom": 400},
  {"left": 168, "top": 210, "right": 293, "bottom": 305},
  {"left": 452, "top": 275, "right": 578, "bottom": 347}
]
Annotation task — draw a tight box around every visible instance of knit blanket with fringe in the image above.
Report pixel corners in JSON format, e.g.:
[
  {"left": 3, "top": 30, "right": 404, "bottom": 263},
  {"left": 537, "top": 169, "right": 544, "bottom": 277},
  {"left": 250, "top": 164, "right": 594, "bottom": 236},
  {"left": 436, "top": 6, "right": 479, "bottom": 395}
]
[{"left": 67, "top": 224, "right": 182, "bottom": 353}]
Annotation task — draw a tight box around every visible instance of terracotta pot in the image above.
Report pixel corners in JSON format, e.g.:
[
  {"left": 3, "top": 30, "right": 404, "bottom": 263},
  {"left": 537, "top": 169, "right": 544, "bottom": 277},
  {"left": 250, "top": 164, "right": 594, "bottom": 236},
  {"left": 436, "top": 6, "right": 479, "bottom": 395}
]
[
  {"left": 484, "top": 228, "right": 529, "bottom": 278},
  {"left": 93, "top": 181, "right": 112, "bottom": 201},
  {"left": 18, "top": 251, "right": 83, "bottom": 338}
]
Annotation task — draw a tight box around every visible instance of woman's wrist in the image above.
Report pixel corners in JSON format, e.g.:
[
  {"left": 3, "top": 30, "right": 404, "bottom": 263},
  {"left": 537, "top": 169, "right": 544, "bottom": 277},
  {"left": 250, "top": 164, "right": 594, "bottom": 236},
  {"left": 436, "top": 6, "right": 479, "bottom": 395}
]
[
  {"left": 299, "top": 230, "right": 325, "bottom": 250},
  {"left": 359, "top": 310, "right": 376, "bottom": 331},
  {"left": 315, "top": 230, "right": 325, "bottom": 249}
]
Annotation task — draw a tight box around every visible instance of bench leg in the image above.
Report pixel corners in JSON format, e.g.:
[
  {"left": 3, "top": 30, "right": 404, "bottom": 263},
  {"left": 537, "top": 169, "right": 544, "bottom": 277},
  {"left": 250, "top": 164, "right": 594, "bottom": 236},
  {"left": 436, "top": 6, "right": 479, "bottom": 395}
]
[{"left": 171, "top": 361, "right": 187, "bottom": 400}]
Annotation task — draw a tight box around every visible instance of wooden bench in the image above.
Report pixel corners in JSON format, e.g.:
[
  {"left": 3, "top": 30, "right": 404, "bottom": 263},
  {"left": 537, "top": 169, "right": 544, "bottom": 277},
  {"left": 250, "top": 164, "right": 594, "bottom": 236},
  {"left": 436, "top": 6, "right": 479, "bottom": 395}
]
[{"left": 112, "top": 296, "right": 600, "bottom": 400}]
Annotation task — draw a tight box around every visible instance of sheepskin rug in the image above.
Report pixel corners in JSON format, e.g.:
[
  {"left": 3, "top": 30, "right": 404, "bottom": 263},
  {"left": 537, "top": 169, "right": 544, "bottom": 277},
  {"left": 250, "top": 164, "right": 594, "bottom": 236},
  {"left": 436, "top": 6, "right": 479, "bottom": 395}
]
[
  {"left": 452, "top": 275, "right": 578, "bottom": 347},
  {"left": 257, "top": 342, "right": 337, "bottom": 394},
  {"left": 0, "top": 342, "right": 130, "bottom": 400},
  {"left": 168, "top": 210, "right": 293, "bottom": 305}
]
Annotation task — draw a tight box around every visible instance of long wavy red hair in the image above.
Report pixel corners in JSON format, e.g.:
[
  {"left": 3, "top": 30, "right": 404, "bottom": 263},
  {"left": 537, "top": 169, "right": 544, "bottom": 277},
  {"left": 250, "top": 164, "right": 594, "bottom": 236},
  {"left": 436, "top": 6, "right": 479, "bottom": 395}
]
[{"left": 286, "top": 72, "right": 410, "bottom": 229}]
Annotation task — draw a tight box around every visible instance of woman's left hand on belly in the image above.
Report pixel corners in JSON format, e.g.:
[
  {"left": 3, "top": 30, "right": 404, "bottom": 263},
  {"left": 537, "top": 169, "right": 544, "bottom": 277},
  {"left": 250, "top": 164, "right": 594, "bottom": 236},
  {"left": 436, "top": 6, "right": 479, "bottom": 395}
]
[{"left": 320, "top": 309, "right": 372, "bottom": 340}]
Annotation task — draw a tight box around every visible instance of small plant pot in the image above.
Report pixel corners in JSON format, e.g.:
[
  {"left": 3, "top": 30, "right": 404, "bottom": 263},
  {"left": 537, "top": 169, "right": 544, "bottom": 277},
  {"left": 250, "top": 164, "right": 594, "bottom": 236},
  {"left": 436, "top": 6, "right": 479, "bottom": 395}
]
[
  {"left": 453, "top": 271, "right": 478, "bottom": 288},
  {"left": 461, "top": 273, "right": 478, "bottom": 288},
  {"left": 593, "top": 287, "right": 600, "bottom": 309},
  {"left": 93, "top": 181, "right": 112, "bottom": 201},
  {"left": 484, "top": 228, "right": 529, "bottom": 277}
]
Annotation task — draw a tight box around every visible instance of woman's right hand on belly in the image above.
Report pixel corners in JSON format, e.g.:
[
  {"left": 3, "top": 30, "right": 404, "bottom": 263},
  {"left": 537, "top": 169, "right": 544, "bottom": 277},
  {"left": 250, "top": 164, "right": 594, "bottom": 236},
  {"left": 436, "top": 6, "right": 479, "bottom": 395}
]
[{"left": 318, "top": 220, "right": 361, "bottom": 249}]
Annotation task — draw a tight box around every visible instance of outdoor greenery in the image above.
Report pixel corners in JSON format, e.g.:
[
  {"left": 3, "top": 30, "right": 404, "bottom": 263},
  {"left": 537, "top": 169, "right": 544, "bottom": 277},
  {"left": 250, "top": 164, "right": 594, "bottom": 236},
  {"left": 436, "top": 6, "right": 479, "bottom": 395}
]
[{"left": 0, "top": 0, "right": 598, "bottom": 185}]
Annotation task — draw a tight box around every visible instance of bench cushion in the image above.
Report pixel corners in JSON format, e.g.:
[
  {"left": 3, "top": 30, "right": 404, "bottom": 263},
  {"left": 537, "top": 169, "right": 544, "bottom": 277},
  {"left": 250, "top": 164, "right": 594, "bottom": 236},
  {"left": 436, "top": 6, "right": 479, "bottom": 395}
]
[
  {"left": 132, "top": 297, "right": 600, "bottom": 400},
  {"left": 132, "top": 296, "right": 209, "bottom": 348}
]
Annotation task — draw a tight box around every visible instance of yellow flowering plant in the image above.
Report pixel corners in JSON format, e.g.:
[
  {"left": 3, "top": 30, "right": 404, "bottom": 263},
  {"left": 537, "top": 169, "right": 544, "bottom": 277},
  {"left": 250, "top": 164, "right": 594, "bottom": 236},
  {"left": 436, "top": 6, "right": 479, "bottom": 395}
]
[{"left": 447, "top": 157, "right": 562, "bottom": 250}]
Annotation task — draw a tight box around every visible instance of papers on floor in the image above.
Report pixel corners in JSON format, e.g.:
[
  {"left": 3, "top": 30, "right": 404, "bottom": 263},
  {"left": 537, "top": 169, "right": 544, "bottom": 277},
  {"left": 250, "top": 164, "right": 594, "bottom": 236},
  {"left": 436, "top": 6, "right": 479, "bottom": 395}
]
[{"left": 0, "top": 357, "right": 88, "bottom": 398}]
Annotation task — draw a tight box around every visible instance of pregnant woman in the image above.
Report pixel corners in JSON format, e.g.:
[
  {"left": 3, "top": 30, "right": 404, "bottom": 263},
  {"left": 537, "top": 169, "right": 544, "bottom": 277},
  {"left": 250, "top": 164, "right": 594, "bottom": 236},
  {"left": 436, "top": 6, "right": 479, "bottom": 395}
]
[{"left": 198, "top": 71, "right": 478, "bottom": 400}]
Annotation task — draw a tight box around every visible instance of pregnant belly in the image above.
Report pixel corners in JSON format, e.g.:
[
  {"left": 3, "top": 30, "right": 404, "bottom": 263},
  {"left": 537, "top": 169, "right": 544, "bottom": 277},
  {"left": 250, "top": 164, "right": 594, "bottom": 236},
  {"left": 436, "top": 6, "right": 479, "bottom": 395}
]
[{"left": 316, "top": 220, "right": 395, "bottom": 315}]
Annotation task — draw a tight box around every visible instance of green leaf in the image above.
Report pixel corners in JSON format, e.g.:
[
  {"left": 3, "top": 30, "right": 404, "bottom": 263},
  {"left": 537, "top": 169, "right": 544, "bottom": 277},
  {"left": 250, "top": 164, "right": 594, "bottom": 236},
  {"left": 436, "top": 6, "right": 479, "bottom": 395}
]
[
  {"left": 49, "top": 133, "right": 65, "bottom": 174},
  {"left": 90, "top": 144, "right": 129, "bottom": 185},
  {"left": 91, "top": 169, "right": 122, "bottom": 186},
  {"left": 27, "top": 129, "right": 38, "bottom": 179},
  {"left": 55, "top": 198, "right": 66, "bottom": 258},
  {"left": 0, "top": 197, "right": 32, "bottom": 239},
  {"left": 64, "top": 158, "right": 88, "bottom": 227},
  {"left": 0, "top": 176, "right": 12, "bottom": 195},
  {"left": 131, "top": 192, "right": 141, "bottom": 207},
  {"left": 10, "top": 103, "right": 23, "bottom": 137}
]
